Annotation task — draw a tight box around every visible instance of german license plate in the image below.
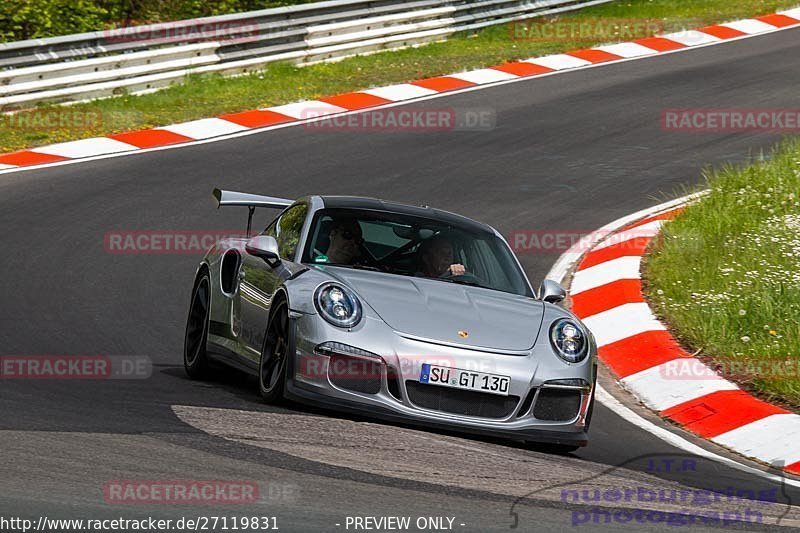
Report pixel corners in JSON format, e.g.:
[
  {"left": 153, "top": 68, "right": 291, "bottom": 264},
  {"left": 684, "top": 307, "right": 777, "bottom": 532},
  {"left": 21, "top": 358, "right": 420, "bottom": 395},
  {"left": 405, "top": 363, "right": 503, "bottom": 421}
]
[{"left": 419, "top": 363, "right": 510, "bottom": 396}]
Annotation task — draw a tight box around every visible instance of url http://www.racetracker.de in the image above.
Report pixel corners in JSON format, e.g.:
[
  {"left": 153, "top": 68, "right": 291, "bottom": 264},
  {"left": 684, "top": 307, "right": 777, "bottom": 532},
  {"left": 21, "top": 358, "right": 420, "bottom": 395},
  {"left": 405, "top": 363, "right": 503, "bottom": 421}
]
[{"left": 0, "top": 516, "right": 281, "bottom": 532}]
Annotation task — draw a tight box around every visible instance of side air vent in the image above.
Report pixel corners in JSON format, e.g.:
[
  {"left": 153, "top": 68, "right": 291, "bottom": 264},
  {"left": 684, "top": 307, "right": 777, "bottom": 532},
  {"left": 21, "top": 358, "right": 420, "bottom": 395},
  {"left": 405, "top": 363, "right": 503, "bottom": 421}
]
[{"left": 220, "top": 250, "right": 240, "bottom": 295}]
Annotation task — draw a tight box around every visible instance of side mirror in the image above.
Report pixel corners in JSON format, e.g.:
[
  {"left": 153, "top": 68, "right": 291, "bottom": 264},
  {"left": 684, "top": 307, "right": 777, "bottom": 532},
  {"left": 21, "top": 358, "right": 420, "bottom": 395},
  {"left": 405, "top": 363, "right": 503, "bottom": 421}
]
[
  {"left": 539, "top": 279, "right": 566, "bottom": 304},
  {"left": 245, "top": 235, "right": 281, "bottom": 268}
]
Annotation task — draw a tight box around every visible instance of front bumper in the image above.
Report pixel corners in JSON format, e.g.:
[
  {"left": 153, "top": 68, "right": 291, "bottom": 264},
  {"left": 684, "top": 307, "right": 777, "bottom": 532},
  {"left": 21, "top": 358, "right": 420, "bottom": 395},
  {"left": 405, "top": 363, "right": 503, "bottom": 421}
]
[{"left": 287, "top": 312, "right": 596, "bottom": 447}]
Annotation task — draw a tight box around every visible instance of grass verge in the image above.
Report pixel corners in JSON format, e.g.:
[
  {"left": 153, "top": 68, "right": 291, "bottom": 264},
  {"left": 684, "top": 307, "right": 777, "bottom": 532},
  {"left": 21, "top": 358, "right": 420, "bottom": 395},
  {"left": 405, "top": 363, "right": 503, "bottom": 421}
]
[
  {"left": 645, "top": 139, "right": 800, "bottom": 409},
  {"left": 1, "top": 0, "right": 798, "bottom": 152}
]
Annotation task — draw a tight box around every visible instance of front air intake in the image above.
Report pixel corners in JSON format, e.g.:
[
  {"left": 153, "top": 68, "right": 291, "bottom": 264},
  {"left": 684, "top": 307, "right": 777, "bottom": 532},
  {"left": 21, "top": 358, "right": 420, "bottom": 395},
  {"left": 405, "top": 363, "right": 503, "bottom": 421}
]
[
  {"left": 327, "top": 354, "right": 382, "bottom": 395},
  {"left": 405, "top": 381, "right": 519, "bottom": 419},
  {"left": 532, "top": 388, "right": 582, "bottom": 421}
]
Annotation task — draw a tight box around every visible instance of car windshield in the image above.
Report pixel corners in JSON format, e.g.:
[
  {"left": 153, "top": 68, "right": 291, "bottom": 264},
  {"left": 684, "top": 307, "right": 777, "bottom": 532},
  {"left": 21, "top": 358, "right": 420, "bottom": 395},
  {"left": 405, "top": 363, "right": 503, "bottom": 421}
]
[{"left": 301, "top": 208, "right": 533, "bottom": 297}]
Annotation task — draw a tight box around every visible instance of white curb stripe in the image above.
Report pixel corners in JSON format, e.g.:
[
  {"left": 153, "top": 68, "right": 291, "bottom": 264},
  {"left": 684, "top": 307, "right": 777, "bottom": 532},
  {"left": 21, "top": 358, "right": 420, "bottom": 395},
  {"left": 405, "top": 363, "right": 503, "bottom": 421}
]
[
  {"left": 713, "top": 414, "right": 800, "bottom": 466},
  {"left": 3, "top": 13, "right": 799, "bottom": 176},
  {"left": 720, "top": 19, "right": 778, "bottom": 34},
  {"left": 158, "top": 118, "right": 249, "bottom": 139},
  {"left": 581, "top": 302, "right": 665, "bottom": 347},
  {"left": 266, "top": 101, "right": 348, "bottom": 119},
  {"left": 660, "top": 30, "right": 721, "bottom": 47},
  {"left": 524, "top": 54, "right": 592, "bottom": 70},
  {"left": 361, "top": 83, "right": 437, "bottom": 101},
  {"left": 30, "top": 137, "right": 137, "bottom": 158},
  {"left": 593, "top": 42, "right": 659, "bottom": 58},
  {"left": 548, "top": 190, "right": 800, "bottom": 479},
  {"left": 592, "top": 220, "right": 664, "bottom": 251},
  {"left": 449, "top": 68, "right": 518, "bottom": 84},
  {"left": 570, "top": 255, "right": 642, "bottom": 295},
  {"left": 595, "top": 386, "right": 800, "bottom": 489},
  {"left": 546, "top": 194, "right": 705, "bottom": 284},
  {"left": 621, "top": 361, "right": 739, "bottom": 411}
]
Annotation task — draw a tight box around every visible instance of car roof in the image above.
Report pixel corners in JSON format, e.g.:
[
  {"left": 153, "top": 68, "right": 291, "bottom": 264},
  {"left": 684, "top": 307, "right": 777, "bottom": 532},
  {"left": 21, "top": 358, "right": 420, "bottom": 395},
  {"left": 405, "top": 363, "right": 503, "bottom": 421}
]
[{"left": 317, "top": 196, "right": 494, "bottom": 234}]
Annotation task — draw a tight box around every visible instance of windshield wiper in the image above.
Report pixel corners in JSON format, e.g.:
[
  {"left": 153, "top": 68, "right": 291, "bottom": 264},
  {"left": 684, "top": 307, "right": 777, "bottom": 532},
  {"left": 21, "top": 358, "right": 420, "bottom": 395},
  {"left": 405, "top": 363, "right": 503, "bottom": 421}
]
[
  {"left": 434, "top": 277, "right": 488, "bottom": 289},
  {"left": 349, "top": 264, "right": 383, "bottom": 272},
  {"left": 323, "top": 263, "right": 382, "bottom": 272},
  {"left": 448, "top": 279, "right": 486, "bottom": 288}
]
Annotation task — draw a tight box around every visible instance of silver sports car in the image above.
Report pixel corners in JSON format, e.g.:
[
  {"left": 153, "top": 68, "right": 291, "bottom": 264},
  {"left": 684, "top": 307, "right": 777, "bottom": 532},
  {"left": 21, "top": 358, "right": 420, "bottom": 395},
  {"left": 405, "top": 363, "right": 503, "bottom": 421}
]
[{"left": 184, "top": 189, "right": 597, "bottom": 451}]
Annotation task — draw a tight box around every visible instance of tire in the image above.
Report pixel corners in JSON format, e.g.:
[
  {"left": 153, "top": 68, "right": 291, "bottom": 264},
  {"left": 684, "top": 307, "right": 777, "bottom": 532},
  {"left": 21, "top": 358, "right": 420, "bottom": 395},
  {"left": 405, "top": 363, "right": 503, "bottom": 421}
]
[
  {"left": 184, "top": 271, "right": 212, "bottom": 379},
  {"left": 259, "top": 298, "right": 292, "bottom": 403}
]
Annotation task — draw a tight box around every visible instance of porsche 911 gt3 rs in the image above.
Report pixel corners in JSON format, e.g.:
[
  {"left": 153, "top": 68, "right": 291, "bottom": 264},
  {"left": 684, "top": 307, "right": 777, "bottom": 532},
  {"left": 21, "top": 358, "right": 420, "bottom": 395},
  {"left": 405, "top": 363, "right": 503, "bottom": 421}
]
[{"left": 184, "top": 189, "right": 597, "bottom": 451}]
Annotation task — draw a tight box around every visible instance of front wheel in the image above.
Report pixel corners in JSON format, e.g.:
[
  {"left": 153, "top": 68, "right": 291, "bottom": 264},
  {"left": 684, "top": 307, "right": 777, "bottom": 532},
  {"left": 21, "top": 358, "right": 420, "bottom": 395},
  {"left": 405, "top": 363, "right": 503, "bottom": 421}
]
[
  {"left": 259, "top": 299, "right": 292, "bottom": 403},
  {"left": 184, "top": 271, "right": 212, "bottom": 379}
]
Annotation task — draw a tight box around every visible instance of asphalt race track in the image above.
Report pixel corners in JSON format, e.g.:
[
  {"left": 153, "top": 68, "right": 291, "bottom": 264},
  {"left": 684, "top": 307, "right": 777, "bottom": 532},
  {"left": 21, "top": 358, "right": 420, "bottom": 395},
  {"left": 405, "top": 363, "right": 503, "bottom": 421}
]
[{"left": 1, "top": 27, "right": 800, "bottom": 532}]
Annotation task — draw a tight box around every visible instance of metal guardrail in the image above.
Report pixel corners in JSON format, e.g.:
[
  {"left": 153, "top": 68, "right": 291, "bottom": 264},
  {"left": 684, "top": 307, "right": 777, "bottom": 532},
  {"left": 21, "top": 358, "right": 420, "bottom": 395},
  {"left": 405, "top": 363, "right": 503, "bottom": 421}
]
[{"left": 0, "top": 0, "right": 612, "bottom": 111}]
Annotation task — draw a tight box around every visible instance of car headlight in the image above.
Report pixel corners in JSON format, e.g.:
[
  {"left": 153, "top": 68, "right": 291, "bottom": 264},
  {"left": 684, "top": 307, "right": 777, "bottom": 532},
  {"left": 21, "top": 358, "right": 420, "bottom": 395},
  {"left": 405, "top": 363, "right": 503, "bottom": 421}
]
[
  {"left": 549, "top": 319, "right": 589, "bottom": 363},
  {"left": 314, "top": 283, "right": 362, "bottom": 328}
]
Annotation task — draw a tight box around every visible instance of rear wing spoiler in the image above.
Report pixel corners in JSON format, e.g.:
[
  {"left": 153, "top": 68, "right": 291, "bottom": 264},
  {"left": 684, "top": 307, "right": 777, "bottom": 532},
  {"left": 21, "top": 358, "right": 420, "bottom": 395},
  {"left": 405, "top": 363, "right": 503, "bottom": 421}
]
[
  {"left": 212, "top": 188, "right": 294, "bottom": 237},
  {"left": 213, "top": 188, "right": 293, "bottom": 210}
]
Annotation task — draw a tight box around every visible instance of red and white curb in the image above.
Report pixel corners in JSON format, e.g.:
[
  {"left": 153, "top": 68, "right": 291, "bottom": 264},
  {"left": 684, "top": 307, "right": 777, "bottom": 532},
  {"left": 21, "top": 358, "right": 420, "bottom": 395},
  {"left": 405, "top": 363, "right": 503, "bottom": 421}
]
[
  {"left": 1, "top": 7, "right": 800, "bottom": 173},
  {"left": 558, "top": 198, "right": 800, "bottom": 475}
]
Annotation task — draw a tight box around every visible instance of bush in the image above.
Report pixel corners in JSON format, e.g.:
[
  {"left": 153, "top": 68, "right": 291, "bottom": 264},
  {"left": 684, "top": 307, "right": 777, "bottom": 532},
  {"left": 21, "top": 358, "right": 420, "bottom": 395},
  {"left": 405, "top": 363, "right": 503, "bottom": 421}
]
[
  {"left": 0, "top": 0, "right": 109, "bottom": 41},
  {"left": 0, "top": 0, "right": 318, "bottom": 42}
]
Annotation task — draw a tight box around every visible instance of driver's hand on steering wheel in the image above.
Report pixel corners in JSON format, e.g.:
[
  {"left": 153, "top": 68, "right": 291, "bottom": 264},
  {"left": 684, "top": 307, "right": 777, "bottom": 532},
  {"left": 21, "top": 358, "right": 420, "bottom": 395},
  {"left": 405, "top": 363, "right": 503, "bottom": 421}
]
[{"left": 446, "top": 264, "right": 466, "bottom": 276}]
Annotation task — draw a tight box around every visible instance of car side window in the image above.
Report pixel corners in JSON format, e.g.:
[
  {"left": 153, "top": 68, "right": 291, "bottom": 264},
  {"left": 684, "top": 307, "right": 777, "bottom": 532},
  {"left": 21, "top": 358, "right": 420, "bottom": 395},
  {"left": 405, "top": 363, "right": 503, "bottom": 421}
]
[
  {"left": 274, "top": 204, "right": 308, "bottom": 261},
  {"left": 263, "top": 219, "right": 278, "bottom": 239}
]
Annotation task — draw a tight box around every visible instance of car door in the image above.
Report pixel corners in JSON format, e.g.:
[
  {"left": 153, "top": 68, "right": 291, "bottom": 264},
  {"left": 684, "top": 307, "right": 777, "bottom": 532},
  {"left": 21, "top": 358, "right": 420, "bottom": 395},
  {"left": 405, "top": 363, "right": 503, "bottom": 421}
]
[{"left": 236, "top": 202, "right": 309, "bottom": 361}]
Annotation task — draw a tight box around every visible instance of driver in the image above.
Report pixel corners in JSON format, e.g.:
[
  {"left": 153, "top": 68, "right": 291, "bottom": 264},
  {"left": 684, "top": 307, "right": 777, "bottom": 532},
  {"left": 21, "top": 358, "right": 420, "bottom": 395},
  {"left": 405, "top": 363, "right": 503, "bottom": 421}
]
[
  {"left": 324, "top": 217, "right": 364, "bottom": 264},
  {"left": 418, "top": 235, "right": 466, "bottom": 278}
]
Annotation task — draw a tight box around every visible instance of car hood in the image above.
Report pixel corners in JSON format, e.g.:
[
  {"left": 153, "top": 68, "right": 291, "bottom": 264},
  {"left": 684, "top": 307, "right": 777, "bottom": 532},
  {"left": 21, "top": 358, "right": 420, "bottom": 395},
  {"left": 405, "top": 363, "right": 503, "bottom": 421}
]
[{"left": 323, "top": 267, "right": 544, "bottom": 352}]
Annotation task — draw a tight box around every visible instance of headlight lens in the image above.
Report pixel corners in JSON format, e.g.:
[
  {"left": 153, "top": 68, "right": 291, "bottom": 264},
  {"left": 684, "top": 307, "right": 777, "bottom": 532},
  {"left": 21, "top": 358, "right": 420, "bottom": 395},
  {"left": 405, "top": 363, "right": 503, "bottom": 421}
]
[
  {"left": 314, "top": 283, "right": 362, "bottom": 328},
  {"left": 550, "top": 319, "right": 589, "bottom": 363}
]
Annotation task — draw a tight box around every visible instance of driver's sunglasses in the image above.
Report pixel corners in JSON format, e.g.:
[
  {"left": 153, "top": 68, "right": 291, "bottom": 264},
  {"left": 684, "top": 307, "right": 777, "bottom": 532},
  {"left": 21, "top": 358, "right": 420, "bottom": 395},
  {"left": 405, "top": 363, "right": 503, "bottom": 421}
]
[{"left": 339, "top": 230, "right": 363, "bottom": 244}]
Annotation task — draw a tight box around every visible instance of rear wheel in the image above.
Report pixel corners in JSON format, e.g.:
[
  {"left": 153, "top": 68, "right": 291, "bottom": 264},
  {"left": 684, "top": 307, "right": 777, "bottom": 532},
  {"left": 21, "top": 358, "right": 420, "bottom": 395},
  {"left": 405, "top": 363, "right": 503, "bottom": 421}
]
[
  {"left": 184, "top": 271, "right": 211, "bottom": 379},
  {"left": 259, "top": 299, "right": 292, "bottom": 403}
]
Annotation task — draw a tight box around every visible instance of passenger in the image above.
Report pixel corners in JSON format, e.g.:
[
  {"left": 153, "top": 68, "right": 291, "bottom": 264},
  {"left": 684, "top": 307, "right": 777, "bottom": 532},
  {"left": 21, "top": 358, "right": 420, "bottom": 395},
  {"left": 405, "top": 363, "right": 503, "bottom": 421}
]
[{"left": 325, "top": 218, "right": 364, "bottom": 264}]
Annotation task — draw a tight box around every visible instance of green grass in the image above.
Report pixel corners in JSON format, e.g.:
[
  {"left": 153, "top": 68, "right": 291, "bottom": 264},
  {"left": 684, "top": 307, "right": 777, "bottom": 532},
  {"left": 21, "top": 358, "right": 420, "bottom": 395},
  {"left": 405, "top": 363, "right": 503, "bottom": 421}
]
[
  {"left": 1, "top": 0, "right": 798, "bottom": 152},
  {"left": 645, "top": 139, "right": 800, "bottom": 409}
]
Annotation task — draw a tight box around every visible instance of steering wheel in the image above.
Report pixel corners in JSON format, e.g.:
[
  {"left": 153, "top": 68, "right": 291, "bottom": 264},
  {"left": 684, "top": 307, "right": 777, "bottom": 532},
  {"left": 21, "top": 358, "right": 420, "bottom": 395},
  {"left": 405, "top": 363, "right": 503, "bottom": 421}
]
[
  {"left": 357, "top": 242, "right": 386, "bottom": 270},
  {"left": 439, "top": 270, "right": 486, "bottom": 286}
]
